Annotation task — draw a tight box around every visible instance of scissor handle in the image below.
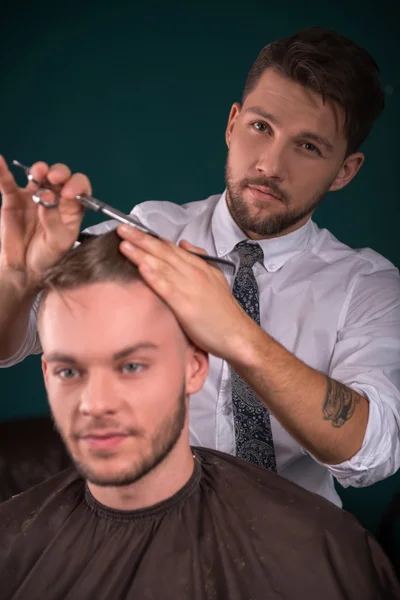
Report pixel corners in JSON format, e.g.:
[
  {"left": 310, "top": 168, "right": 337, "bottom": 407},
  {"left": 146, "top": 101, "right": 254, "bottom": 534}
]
[
  {"left": 13, "top": 160, "right": 61, "bottom": 208},
  {"left": 32, "top": 187, "right": 60, "bottom": 208}
]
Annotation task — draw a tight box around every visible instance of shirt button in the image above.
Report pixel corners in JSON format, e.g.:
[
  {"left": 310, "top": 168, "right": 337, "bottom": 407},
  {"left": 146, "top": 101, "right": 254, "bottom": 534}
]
[
  {"left": 222, "top": 405, "right": 231, "bottom": 416},
  {"left": 268, "top": 263, "right": 277, "bottom": 271},
  {"left": 218, "top": 247, "right": 227, "bottom": 254}
]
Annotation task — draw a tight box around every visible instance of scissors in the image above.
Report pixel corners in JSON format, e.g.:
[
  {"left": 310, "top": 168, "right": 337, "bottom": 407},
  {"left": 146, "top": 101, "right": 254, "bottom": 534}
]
[{"left": 12, "top": 160, "right": 235, "bottom": 275}]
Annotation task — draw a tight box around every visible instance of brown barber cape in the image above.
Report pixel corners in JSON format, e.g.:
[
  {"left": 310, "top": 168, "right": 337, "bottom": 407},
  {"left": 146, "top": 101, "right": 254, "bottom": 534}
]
[{"left": 0, "top": 447, "right": 399, "bottom": 600}]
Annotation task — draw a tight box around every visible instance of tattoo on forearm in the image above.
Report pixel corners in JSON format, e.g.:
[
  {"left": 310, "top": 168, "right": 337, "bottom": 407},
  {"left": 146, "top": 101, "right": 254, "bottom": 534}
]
[{"left": 322, "top": 378, "right": 361, "bottom": 428}]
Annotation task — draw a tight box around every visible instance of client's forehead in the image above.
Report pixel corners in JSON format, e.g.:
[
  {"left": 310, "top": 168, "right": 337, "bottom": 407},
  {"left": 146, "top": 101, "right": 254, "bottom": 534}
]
[{"left": 39, "top": 280, "right": 184, "bottom": 361}]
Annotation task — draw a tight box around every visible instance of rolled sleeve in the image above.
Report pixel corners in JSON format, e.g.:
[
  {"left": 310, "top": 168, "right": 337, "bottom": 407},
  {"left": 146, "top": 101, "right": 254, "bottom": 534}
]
[
  {"left": 322, "top": 383, "right": 400, "bottom": 487},
  {"left": 0, "top": 294, "right": 42, "bottom": 368},
  {"left": 317, "top": 259, "right": 400, "bottom": 487}
]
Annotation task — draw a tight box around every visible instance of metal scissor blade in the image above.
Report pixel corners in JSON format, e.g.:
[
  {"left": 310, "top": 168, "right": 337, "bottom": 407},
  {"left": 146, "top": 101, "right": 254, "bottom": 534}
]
[
  {"left": 78, "top": 194, "right": 234, "bottom": 271},
  {"left": 93, "top": 199, "right": 234, "bottom": 270},
  {"left": 12, "top": 158, "right": 235, "bottom": 274},
  {"left": 75, "top": 195, "right": 161, "bottom": 238}
]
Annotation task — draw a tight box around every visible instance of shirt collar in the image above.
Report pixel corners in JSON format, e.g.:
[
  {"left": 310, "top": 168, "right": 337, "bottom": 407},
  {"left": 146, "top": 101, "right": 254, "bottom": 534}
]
[{"left": 211, "top": 190, "right": 313, "bottom": 272}]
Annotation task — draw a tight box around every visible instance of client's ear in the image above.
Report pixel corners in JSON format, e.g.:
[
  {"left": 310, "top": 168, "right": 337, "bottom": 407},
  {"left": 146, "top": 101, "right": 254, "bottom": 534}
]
[{"left": 185, "top": 345, "right": 209, "bottom": 396}]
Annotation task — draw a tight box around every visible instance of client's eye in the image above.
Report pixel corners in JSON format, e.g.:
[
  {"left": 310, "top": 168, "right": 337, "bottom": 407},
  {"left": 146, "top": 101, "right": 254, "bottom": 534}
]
[
  {"left": 55, "top": 368, "right": 80, "bottom": 380},
  {"left": 121, "top": 363, "right": 143, "bottom": 374}
]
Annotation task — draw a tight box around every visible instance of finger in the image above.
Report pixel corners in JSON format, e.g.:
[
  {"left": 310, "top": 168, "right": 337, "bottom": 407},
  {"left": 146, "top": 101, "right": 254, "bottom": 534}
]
[
  {"left": 36, "top": 163, "right": 91, "bottom": 199},
  {"left": 58, "top": 172, "right": 92, "bottom": 199},
  {"left": 0, "top": 170, "right": 17, "bottom": 197},
  {"left": 0, "top": 156, "right": 50, "bottom": 197},
  {"left": 45, "top": 163, "right": 72, "bottom": 187},
  {"left": 117, "top": 224, "right": 181, "bottom": 260},
  {"left": 178, "top": 239, "right": 208, "bottom": 255},
  {"left": 119, "top": 240, "right": 184, "bottom": 302},
  {"left": 26, "top": 162, "right": 76, "bottom": 193},
  {"left": 0, "top": 155, "right": 20, "bottom": 196},
  {"left": 119, "top": 235, "right": 225, "bottom": 299},
  {"left": 120, "top": 238, "right": 174, "bottom": 273},
  {"left": 119, "top": 240, "right": 230, "bottom": 332},
  {"left": 175, "top": 242, "right": 229, "bottom": 283},
  {"left": 117, "top": 224, "right": 206, "bottom": 270},
  {"left": 0, "top": 156, "right": 47, "bottom": 210},
  {"left": 37, "top": 199, "right": 83, "bottom": 249},
  {"left": 25, "top": 161, "right": 50, "bottom": 191},
  {"left": 36, "top": 171, "right": 88, "bottom": 240}
]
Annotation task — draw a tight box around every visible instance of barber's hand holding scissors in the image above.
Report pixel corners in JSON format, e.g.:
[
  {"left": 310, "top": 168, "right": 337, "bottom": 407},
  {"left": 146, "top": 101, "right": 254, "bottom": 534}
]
[
  {"left": 118, "top": 225, "right": 257, "bottom": 362},
  {"left": 0, "top": 156, "right": 91, "bottom": 289}
]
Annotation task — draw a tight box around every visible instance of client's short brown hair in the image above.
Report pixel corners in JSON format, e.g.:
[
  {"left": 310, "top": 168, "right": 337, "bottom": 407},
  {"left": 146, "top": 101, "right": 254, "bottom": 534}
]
[{"left": 37, "top": 230, "right": 144, "bottom": 319}]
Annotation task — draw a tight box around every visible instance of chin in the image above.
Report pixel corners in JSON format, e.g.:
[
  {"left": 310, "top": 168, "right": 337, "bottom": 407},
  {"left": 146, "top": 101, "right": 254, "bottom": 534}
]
[
  {"left": 71, "top": 453, "right": 131, "bottom": 485},
  {"left": 82, "top": 465, "right": 139, "bottom": 487},
  {"left": 246, "top": 206, "right": 287, "bottom": 227}
]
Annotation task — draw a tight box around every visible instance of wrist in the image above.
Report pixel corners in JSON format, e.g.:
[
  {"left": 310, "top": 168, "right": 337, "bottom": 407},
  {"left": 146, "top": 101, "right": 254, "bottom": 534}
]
[
  {"left": 225, "top": 313, "right": 268, "bottom": 369},
  {"left": 0, "top": 264, "right": 40, "bottom": 300}
]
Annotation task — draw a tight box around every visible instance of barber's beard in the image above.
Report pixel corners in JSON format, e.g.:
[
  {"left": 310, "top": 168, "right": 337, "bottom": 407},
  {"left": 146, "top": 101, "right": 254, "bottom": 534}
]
[
  {"left": 52, "top": 386, "right": 187, "bottom": 488},
  {"left": 225, "top": 164, "right": 331, "bottom": 237}
]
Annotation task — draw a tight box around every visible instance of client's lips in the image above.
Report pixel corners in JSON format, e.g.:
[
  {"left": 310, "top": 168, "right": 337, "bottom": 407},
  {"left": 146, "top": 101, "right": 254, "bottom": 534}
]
[{"left": 80, "top": 432, "right": 129, "bottom": 450}]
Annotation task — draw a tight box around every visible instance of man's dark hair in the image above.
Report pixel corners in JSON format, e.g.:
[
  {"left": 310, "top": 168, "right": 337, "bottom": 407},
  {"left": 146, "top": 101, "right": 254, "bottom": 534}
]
[{"left": 243, "top": 27, "right": 385, "bottom": 155}]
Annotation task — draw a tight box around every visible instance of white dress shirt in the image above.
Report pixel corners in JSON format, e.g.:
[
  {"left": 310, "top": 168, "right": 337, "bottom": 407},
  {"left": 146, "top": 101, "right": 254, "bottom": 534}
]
[{"left": 2, "top": 191, "right": 400, "bottom": 506}]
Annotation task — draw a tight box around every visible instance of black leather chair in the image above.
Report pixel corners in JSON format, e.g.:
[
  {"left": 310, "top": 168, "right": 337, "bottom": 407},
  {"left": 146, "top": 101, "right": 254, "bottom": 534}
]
[
  {"left": 0, "top": 416, "right": 70, "bottom": 502},
  {"left": 377, "top": 490, "right": 400, "bottom": 575}
]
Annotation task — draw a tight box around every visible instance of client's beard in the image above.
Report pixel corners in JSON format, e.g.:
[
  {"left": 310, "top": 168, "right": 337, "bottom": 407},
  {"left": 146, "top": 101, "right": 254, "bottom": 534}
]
[{"left": 52, "top": 386, "right": 187, "bottom": 488}]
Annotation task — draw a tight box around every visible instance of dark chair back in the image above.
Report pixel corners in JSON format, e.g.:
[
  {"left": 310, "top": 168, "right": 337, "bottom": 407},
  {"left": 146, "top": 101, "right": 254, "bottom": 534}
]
[{"left": 0, "top": 416, "right": 71, "bottom": 502}]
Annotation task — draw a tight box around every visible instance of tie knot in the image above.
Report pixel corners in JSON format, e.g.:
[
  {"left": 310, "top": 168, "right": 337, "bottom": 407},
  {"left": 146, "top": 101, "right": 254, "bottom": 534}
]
[{"left": 235, "top": 241, "right": 264, "bottom": 268}]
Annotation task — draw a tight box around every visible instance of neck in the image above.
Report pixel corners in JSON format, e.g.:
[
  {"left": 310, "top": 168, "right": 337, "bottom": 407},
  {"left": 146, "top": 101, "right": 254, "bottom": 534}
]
[{"left": 87, "top": 434, "right": 195, "bottom": 511}]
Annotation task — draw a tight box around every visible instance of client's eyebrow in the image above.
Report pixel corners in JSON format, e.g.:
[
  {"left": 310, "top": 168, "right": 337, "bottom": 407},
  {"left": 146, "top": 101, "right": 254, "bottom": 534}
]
[
  {"left": 112, "top": 343, "right": 159, "bottom": 360},
  {"left": 45, "top": 343, "right": 159, "bottom": 364}
]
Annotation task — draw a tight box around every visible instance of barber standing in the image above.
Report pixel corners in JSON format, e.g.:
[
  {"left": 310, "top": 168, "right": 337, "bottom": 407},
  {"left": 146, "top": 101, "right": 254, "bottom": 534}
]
[{"left": 0, "top": 27, "right": 399, "bottom": 507}]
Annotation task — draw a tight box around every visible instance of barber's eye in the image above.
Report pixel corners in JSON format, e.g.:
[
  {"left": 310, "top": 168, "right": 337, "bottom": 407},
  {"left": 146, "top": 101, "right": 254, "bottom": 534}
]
[
  {"left": 121, "top": 363, "right": 143, "bottom": 374},
  {"left": 56, "top": 368, "right": 80, "bottom": 380},
  {"left": 252, "top": 121, "right": 269, "bottom": 132},
  {"left": 302, "top": 142, "right": 320, "bottom": 154}
]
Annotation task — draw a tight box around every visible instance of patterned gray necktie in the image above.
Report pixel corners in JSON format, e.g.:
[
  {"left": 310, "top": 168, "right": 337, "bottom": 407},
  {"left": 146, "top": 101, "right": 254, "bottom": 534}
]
[{"left": 231, "top": 241, "right": 277, "bottom": 471}]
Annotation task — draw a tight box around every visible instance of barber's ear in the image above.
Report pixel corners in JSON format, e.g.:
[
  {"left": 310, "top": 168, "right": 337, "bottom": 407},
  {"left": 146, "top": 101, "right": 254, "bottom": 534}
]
[
  {"left": 329, "top": 152, "right": 364, "bottom": 191},
  {"left": 185, "top": 346, "right": 209, "bottom": 396},
  {"left": 225, "top": 102, "right": 242, "bottom": 148}
]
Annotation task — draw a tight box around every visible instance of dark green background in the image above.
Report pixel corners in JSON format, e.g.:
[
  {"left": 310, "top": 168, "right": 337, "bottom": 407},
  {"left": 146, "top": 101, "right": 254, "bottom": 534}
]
[{"left": 0, "top": 0, "right": 399, "bottom": 534}]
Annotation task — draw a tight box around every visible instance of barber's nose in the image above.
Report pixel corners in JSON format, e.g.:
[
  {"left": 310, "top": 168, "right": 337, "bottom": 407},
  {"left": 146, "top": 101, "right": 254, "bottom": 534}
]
[
  {"left": 79, "top": 370, "right": 119, "bottom": 417},
  {"left": 255, "top": 140, "right": 286, "bottom": 181}
]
